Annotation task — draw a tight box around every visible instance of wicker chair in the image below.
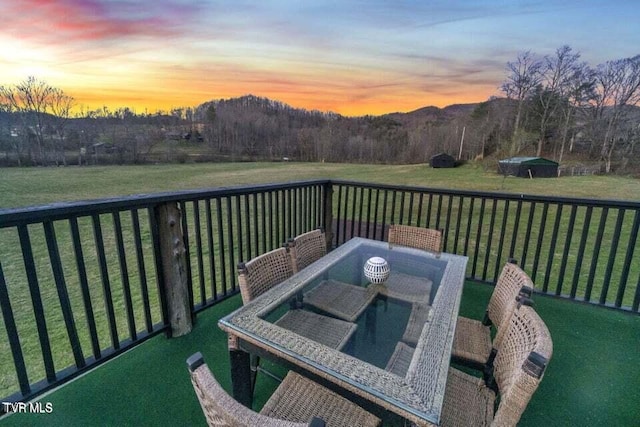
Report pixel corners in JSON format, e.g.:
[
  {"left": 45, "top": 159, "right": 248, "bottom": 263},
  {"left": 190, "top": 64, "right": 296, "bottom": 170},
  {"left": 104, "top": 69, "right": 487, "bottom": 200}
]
[
  {"left": 387, "top": 224, "right": 442, "bottom": 253},
  {"left": 187, "top": 352, "right": 380, "bottom": 427},
  {"left": 288, "top": 229, "right": 327, "bottom": 273},
  {"left": 440, "top": 304, "right": 553, "bottom": 426},
  {"left": 452, "top": 261, "right": 534, "bottom": 371},
  {"left": 238, "top": 247, "right": 358, "bottom": 386},
  {"left": 238, "top": 247, "right": 294, "bottom": 305}
]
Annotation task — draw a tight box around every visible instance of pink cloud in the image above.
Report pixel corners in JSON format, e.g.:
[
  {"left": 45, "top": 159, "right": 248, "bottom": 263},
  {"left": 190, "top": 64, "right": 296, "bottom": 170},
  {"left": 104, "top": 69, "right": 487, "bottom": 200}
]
[{"left": 1, "top": 0, "right": 199, "bottom": 43}]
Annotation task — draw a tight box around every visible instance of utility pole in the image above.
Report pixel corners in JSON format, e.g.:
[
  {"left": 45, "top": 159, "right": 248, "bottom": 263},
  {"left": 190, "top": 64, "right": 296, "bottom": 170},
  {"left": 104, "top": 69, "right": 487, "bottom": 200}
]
[{"left": 458, "top": 126, "right": 466, "bottom": 160}]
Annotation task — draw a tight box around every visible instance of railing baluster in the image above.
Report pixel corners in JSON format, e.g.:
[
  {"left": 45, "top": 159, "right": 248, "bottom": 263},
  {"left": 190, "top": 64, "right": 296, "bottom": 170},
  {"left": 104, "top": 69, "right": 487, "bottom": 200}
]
[
  {"left": 70, "top": 217, "right": 101, "bottom": 357},
  {"left": 44, "top": 220, "right": 85, "bottom": 367},
  {"left": 372, "top": 189, "right": 380, "bottom": 240},
  {"left": 416, "top": 193, "right": 424, "bottom": 228},
  {"left": 585, "top": 208, "right": 608, "bottom": 302},
  {"left": 571, "top": 206, "right": 593, "bottom": 299},
  {"left": 18, "top": 225, "right": 56, "bottom": 381},
  {"left": 509, "top": 200, "right": 523, "bottom": 259},
  {"left": 531, "top": 203, "right": 549, "bottom": 283},
  {"left": 243, "top": 194, "right": 251, "bottom": 260},
  {"left": 236, "top": 195, "right": 244, "bottom": 266},
  {"left": 543, "top": 204, "right": 563, "bottom": 293},
  {"left": 130, "top": 210, "right": 153, "bottom": 333},
  {"left": 398, "top": 191, "right": 406, "bottom": 224},
  {"left": 556, "top": 205, "right": 577, "bottom": 296},
  {"left": 149, "top": 207, "right": 169, "bottom": 329},
  {"left": 463, "top": 197, "right": 474, "bottom": 256},
  {"left": 453, "top": 196, "right": 464, "bottom": 253},
  {"left": 390, "top": 190, "right": 397, "bottom": 225},
  {"left": 215, "top": 198, "right": 225, "bottom": 298},
  {"left": 179, "top": 202, "right": 194, "bottom": 315},
  {"left": 493, "top": 200, "right": 510, "bottom": 280},
  {"left": 342, "top": 186, "right": 349, "bottom": 244},
  {"left": 482, "top": 199, "right": 498, "bottom": 281},
  {"left": 600, "top": 209, "right": 625, "bottom": 305},
  {"left": 444, "top": 195, "right": 454, "bottom": 251},
  {"left": 112, "top": 213, "right": 137, "bottom": 341},
  {"left": 261, "top": 192, "right": 267, "bottom": 253},
  {"left": 407, "top": 192, "right": 415, "bottom": 225},
  {"left": 350, "top": 186, "right": 358, "bottom": 238},
  {"left": 435, "top": 195, "right": 443, "bottom": 233},
  {"left": 253, "top": 193, "right": 259, "bottom": 257},
  {"left": 426, "top": 194, "right": 434, "bottom": 228},
  {"left": 226, "top": 196, "right": 235, "bottom": 293},
  {"left": 381, "top": 190, "right": 389, "bottom": 239},
  {"left": 365, "top": 188, "right": 373, "bottom": 238},
  {"left": 206, "top": 199, "right": 218, "bottom": 302},
  {"left": 193, "top": 201, "right": 206, "bottom": 305},
  {"left": 91, "top": 215, "right": 120, "bottom": 350},
  {"left": 471, "top": 198, "right": 485, "bottom": 278},
  {"left": 616, "top": 210, "right": 640, "bottom": 308},
  {"left": 0, "top": 261, "right": 31, "bottom": 396},
  {"left": 521, "top": 202, "right": 536, "bottom": 269},
  {"left": 357, "top": 186, "right": 365, "bottom": 237}
]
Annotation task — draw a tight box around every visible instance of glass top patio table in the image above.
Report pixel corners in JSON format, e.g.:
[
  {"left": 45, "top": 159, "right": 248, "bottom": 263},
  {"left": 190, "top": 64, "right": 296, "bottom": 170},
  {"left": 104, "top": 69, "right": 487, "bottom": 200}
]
[{"left": 219, "top": 237, "right": 468, "bottom": 425}]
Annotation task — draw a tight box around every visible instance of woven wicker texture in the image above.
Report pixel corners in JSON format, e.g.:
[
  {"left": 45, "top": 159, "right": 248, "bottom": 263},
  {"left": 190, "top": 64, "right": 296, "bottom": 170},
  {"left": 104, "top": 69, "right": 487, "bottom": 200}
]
[
  {"left": 402, "top": 303, "right": 432, "bottom": 345},
  {"left": 304, "top": 279, "right": 378, "bottom": 322},
  {"left": 388, "top": 225, "right": 442, "bottom": 253},
  {"left": 371, "top": 271, "right": 433, "bottom": 304},
  {"left": 491, "top": 305, "right": 552, "bottom": 426},
  {"left": 452, "top": 262, "right": 534, "bottom": 365},
  {"left": 262, "top": 371, "right": 381, "bottom": 427},
  {"left": 290, "top": 229, "right": 327, "bottom": 273},
  {"left": 385, "top": 342, "right": 416, "bottom": 377},
  {"left": 440, "top": 368, "right": 495, "bottom": 427},
  {"left": 238, "top": 247, "right": 293, "bottom": 305},
  {"left": 451, "top": 317, "right": 492, "bottom": 365},
  {"left": 274, "top": 309, "right": 357, "bottom": 350},
  {"left": 441, "top": 304, "right": 553, "bottom": 427},
  {"left": 189, "top": 357, "right": 308, "bottom": 427}
]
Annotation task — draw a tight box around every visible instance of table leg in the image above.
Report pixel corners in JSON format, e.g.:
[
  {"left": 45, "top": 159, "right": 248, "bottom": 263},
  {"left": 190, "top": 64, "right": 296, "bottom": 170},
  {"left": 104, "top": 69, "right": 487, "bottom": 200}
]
[{"left": 228, "top": 336, "right": 253, "bottom": 408}]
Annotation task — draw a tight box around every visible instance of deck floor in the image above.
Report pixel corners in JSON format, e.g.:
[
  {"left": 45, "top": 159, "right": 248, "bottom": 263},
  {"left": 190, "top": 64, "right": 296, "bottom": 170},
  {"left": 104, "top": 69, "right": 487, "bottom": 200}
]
[{"left": 1, "top": 282, "right": 639, "bottom": 426}]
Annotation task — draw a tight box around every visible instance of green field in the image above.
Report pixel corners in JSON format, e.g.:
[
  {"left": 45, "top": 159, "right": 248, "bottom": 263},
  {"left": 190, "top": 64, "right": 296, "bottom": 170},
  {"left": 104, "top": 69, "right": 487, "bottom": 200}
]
[
  {"left": 1, "top": 162, "right": 639, "bottom": 209},
  {"left": 0, "top": 162, "right": 638, "bottom": 400}
]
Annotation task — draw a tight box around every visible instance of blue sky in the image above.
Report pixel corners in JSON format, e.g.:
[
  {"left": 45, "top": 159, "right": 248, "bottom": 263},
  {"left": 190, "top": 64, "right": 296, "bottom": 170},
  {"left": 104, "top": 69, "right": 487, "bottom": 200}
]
[{"left": 0, "top": 0, "right": 638, "bottom": 115}]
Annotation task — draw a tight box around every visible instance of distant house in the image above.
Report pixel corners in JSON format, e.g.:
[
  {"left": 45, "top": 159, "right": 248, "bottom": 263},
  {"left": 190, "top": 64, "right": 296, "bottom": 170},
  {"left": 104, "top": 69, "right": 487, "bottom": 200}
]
[
  {"left": 430, "top": 153, "right": 456, "bottom": 168},
  {"left": 498, "top": 157, "right": 559, "bottom": 178}
]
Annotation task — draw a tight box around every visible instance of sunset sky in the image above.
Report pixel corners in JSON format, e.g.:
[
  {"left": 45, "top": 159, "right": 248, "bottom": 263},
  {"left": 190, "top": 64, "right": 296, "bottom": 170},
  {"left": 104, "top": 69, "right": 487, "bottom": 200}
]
[{"left": 1, "top": 0, "right": 638, "bottom": 116}]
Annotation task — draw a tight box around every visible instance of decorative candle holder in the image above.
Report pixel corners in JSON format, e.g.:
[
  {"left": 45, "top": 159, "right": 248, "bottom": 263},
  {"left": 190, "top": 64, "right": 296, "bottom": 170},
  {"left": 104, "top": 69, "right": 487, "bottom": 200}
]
[{"left": 364, "top": 256, "right": 390, "bottom": 284}]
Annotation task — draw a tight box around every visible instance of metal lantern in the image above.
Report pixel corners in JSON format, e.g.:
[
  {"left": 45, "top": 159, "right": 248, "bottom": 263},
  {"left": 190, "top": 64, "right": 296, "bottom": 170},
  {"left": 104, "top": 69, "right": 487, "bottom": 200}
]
[{"left": 363, "top": 256, "right": 390, "bottom": 284}]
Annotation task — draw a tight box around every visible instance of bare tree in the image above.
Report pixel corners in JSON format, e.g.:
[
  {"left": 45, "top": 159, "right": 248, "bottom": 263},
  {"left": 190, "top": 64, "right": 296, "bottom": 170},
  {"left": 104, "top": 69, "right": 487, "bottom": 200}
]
[
  {"left": 533, "top": 46, "right": 582, "bottom": 157},
  {"left": 589, "top": 55, "right": 640, "bottom": 172},
  {"left": 501, "top": 51, "right": 542, "bottom": 155},
  {"left": 49, "top": 88, "right": 75, "bottom": 166}
]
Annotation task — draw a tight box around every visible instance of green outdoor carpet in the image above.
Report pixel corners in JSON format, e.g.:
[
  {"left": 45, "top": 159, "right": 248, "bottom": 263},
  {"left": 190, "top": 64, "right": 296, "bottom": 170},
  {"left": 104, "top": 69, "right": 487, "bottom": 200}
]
[{"left": 1, "top": 282, "right": 639, "bottom": 426}]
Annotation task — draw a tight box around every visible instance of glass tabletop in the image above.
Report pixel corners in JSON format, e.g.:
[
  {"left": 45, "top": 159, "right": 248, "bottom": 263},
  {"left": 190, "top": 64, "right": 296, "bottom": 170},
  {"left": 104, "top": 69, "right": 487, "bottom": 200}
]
[
  {"left": 219, "top": 237, "right": 468, "bottom": 425},
  {"left": 261, "top": 241, "right": 448, "bottom": 369}
]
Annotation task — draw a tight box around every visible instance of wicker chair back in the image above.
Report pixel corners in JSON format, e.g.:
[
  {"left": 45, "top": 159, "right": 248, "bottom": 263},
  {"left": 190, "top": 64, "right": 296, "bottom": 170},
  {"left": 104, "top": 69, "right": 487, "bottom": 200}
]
[
  {"left": 238, "top": 247, "right": 293, "bottom": 304},
  {"left": 387, "top": 224, "right": 442, "bottom": 253}
]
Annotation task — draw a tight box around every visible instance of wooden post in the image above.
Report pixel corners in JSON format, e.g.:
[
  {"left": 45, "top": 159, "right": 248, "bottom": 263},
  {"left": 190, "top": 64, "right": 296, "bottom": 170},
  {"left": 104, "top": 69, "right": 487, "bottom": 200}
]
[
  {"left": 155, "top": 202, "right": 192, "bottom": 337},
  {"left": 323, "top": 182, "right": 334, "bottom": 251}
]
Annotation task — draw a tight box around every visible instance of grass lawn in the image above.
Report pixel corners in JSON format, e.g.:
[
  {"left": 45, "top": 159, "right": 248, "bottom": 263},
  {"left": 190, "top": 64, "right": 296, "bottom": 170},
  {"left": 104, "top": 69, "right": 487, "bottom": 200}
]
[{"left": 1, "top": 162, "right": 639, "bottom": 209}]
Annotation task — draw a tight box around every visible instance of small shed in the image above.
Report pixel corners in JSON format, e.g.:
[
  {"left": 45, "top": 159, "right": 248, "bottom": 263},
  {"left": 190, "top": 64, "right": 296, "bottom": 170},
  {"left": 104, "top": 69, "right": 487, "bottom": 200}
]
[
  {"left": 498, "top": 157, "right": 558, "bottom": 178},
  {"left": 430, "top": 153, "right": 456, "bottom": 168}
]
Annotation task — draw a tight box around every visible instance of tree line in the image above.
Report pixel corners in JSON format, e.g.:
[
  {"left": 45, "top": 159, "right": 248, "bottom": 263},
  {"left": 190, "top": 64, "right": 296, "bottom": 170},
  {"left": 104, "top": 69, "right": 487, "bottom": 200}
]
[{"left": 1, "top": 46, "right": 639, "bottom": 172}]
